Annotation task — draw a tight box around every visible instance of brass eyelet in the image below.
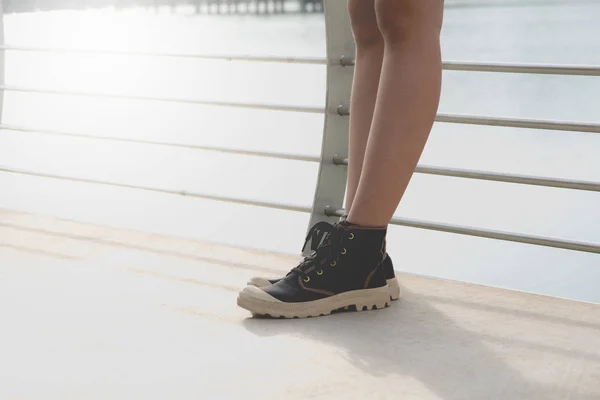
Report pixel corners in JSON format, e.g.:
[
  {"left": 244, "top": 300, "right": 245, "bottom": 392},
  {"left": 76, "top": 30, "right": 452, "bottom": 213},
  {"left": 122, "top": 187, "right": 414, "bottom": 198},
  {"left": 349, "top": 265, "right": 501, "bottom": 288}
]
[
  {"left": 341, "top": 248, "right": 347, "bottom": 255},
  {"left": 348, "top": 233, "right": 355, "bottom": 240},
  {"left": 330, "top": 260, "right": 337, "bottom": 267},
  {"left": 317, "top": 270, "right": 323, "bottom": 276},
  {"left": 303, "top": 276, "right": 310, "bottom": 283}
]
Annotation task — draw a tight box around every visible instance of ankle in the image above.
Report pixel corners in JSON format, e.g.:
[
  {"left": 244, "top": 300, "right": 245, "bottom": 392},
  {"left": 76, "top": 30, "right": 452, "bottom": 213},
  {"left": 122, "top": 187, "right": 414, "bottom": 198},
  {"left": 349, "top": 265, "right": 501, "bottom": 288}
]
[{"left": 344, "top": 218, "right": 387, "bottom": 230}]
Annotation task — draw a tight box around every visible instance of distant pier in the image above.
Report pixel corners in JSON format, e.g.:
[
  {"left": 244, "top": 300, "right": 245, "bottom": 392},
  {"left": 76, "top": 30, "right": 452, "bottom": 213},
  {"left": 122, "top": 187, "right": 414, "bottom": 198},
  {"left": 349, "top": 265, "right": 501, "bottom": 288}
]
[{"left": 2, "top": 0, "right": 325, "bottom": 14}]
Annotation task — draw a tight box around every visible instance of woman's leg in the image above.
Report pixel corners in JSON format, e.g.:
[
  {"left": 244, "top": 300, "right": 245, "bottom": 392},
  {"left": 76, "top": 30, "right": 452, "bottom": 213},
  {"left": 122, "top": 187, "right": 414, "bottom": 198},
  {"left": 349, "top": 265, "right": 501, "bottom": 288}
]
[
  {"left": 237, "top": 0, "right": 444, "bottom": 318},
  {"left": 344, "top": 0, "right": 384, "bottom": 213},
  {"left": 347, "top": 0, "right": 444, "bottom": 227}
]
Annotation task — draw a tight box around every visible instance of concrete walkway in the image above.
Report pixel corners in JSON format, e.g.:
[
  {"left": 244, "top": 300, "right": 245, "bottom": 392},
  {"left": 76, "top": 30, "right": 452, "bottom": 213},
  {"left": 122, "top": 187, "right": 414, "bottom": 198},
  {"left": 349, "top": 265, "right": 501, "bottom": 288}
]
[{"left": 1, "top": 209, "right": 599, "bottom": 399}]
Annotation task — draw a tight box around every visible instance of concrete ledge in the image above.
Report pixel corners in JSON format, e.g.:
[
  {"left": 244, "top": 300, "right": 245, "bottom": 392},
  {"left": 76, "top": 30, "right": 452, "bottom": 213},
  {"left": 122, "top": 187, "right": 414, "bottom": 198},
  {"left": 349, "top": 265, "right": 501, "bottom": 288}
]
[{"left": 1, "top": 209, "right": 599, "bottom": 399}]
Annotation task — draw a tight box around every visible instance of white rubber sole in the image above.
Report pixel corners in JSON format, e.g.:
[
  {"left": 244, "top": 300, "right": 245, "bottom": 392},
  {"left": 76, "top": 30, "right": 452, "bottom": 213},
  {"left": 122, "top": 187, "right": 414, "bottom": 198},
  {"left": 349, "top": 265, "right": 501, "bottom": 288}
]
[
  {"left": 388, "top": 277, "right": 401, "bottom": 301},
  {"left": 247, "top": 276, "right": 401, "bottom": 301},
  {"left": 237, "top": 285, "right": 391, "bottom": 319}
]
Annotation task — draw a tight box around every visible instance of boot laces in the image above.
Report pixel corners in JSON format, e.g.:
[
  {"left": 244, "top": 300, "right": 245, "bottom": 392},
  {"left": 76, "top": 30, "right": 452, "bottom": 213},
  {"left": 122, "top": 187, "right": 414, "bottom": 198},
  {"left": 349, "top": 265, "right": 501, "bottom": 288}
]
[{"left": 289, "top": 221, "right": 343, "bottom": 279}]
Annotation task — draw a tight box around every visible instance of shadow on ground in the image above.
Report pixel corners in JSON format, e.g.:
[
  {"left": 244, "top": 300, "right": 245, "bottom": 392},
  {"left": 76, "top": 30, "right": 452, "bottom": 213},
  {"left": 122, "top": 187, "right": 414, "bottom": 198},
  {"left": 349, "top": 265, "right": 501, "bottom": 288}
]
[{"left": 242, "top": 286, "right": 600, "bottom": 399}]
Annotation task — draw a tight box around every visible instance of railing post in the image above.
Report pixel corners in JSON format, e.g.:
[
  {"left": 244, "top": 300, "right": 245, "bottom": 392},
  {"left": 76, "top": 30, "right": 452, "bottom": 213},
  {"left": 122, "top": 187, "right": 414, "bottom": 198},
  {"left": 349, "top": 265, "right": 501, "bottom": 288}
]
[
  {"left": 305, "top": 0, "right": 354, "bottom": 247},
  {"left": 0, "top": 0, "right": 4, "bottom": 124}
]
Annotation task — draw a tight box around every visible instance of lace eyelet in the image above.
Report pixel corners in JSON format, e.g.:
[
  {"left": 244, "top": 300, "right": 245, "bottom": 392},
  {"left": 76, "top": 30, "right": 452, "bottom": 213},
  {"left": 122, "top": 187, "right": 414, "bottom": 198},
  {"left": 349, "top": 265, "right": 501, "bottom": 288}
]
[
  {"left": 317, "top": 270, "right": 323, "bottom": 276},
  {"left": 303, "top": 276, "right": 310, "bottom": 283},
  {"left": 348, "top": 233, "right": 355, "bottom": 240},
  {"left": 330, "top": 260, "right": 337, "bottom": 267},
  {"left": 341, "top": 248, "right": 347, "bottom": 255}
]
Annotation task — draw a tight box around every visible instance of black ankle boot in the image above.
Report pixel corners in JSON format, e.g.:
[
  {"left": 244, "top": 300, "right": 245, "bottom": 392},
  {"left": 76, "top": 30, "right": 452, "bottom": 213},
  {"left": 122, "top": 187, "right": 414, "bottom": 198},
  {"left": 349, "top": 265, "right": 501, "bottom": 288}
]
[
  {"left": 237, "top": 221, "right": 390, "bottom": 318},
  {"left": 246, "top": 217, "right": 400, "bottom": 301}
]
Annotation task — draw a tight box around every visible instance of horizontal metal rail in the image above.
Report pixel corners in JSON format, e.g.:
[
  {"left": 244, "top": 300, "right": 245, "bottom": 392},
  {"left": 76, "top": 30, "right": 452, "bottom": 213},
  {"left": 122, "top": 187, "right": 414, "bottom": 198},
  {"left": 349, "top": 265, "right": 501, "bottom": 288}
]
[
  {"left": 341, "top": 56, "right": 600, "bottom": 76},
  {"left": 0, "top": 124, "right": 320, "bottom": 163},
  {"left": 6, "top": 119, "right": 595, "bottom": 191},
  {"left": 0, "top": 45, "right": 327, "bottom": 65},
  {"left": 0, "top": 119, "right": 600, "bottom": 192},
  {"left": 442, "top": 61, "right": 600, "bottom": 76},
  {"left": 334, "top": 157, "right": 600, "bottom": 192},
  {"left": 5, "top": 121, "right": 597, "bottom": 190},
  {"left": 0, "top": 85, "right": 324, "bottom": 114},
  {"left": 435, "top": 113, "right": 600, "bottom": 134},
  {"left": 4, "top": 45, "right": 600, "bottom": 77},
  {"left": 326, "top": 208, "right": 600, "bottom": 254},
  {"left": 335, "top": 106, "right": 600, "bottom": 134},
  {"left": 5, "top": 84, "right": 599, "bottom": 133},
  {"left": 0, "top": 166, "right": 312, "bottom": 213}
]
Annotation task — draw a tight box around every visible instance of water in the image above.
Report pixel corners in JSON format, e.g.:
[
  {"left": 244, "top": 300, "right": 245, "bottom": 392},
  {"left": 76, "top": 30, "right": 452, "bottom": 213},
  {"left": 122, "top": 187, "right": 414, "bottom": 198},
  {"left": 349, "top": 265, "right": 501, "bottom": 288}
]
[{"left": 0, "top": 2, "right": 599, "bottom": 303}]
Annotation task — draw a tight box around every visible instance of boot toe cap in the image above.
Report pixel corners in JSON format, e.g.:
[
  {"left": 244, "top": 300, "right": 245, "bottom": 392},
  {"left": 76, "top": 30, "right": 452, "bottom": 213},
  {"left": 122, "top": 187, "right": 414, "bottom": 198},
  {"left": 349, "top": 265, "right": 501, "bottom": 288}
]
[
  {"left": 240, "top": 285, "right": 283, "bottom": 303},
  {"left": 246, "top": 277, "right": 274, "bottom": 287}
]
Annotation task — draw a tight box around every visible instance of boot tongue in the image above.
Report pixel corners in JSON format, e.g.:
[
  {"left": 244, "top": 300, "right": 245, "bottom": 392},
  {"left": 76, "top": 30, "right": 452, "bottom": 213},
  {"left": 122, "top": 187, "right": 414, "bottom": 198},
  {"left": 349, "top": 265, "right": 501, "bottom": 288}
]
[{"left": 291, "top": 222, "right": 342, "bottom": 277}]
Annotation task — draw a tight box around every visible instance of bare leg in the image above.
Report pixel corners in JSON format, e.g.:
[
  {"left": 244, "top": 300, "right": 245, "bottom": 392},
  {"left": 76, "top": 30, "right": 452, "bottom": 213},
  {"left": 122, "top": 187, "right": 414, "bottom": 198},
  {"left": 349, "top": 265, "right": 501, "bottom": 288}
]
[
  {"left": 344, "top": 0, "right": 384, "bottom": 212},
  {"left": 348, "top": 0, "right": 444, "bottom": 227}
]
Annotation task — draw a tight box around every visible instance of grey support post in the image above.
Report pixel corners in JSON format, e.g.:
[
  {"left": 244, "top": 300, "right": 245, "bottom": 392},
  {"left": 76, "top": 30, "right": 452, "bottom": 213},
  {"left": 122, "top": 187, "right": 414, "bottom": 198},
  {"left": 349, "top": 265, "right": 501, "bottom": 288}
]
[
  {"left": 305, "top": 0, "right": 355, "bottom": 248},
  {"left": 0, "top": 0, "right": 4, "bottom": 124}
]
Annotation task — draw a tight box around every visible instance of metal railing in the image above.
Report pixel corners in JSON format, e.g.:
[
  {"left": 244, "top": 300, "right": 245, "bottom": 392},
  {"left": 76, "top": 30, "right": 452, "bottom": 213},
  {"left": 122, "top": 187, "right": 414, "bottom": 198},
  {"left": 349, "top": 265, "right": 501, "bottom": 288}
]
[{"left": 0, "top": 0, "right": 599, "bottom": 256}]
